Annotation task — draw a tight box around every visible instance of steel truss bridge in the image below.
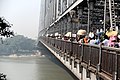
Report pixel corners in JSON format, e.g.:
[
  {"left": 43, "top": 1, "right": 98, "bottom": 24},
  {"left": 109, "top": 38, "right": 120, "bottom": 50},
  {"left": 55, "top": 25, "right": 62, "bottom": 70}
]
[{"left": 38, "top": 0, "right": 120, "bottom": 80}]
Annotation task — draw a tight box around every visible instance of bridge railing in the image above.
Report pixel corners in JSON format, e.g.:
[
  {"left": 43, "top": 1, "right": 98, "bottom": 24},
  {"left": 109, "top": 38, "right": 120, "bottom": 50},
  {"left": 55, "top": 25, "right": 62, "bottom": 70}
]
[
  {"left": 118, "top": 54, "right": 120, "bottom": 79},
  {"left": 90, "top": 45, "right": 100, "bottom": 68},
  {"left": 65, "top": 41, "right": 71, "bottom": 54},
  {"left": 82, "top": 44, "right": 100, "bottom": 68},
  {"left": 40, "top": 37, "right": 120, "bottom": 79},
  {"left": 72, "top": 42, "right": 80, "bottom": 58},
  {"left": 101, "top": 47, "right": 120, "bottom": 78}
]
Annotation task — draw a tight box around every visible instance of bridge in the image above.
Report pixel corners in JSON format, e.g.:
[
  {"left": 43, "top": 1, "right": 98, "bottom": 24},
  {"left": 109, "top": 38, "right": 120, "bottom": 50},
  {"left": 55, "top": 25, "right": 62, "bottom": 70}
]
[
  {"left": 38, "top": 37, "right": 120, "bottom": 80},
  {"left": 38, "top": 0, "right": 120, "bottom": 80}
]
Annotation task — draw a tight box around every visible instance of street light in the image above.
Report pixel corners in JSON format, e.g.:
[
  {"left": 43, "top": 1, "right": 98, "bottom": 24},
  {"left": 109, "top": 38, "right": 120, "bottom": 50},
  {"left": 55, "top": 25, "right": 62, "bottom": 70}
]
[
  {"left": 87, "top": 0, "right": 90, "bottom": 34},
  {"left": 69, "top": 9, "right": 76, "bottom": 38},
  {"left": 69, "top": 10, "right": 76, "bottom": 18},
  {"left": 69, "top": 10, "right": 76, "bottom": 57},
  {"left": 103, "top": 0, "right": 106, "bottom": 32},
  {"left": 69, "top": 10, "right": 76, "bottom": 68},
  {"left": 69, "top": 10, "right": 75, "bottom": 50}
]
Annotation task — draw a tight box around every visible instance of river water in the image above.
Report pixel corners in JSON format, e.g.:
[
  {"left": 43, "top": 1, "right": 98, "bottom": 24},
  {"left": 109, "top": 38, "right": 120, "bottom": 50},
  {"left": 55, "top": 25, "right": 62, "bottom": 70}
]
[{"left": 0, "top": 42, "right": 77, "bottom": 80}]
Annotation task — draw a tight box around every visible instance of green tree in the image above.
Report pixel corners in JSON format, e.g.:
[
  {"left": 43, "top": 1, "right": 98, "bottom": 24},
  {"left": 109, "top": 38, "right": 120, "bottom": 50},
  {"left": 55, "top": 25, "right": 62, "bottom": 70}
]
[{"left": 0, "top": 17, "right": 14, "bottom": 37}]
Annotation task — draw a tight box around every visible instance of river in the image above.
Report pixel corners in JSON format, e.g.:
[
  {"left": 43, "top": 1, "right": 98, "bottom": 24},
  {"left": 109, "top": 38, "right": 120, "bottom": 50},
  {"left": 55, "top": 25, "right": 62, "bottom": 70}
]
[{"left": 0, "top": 42, "right": 77, "bottom": 80}]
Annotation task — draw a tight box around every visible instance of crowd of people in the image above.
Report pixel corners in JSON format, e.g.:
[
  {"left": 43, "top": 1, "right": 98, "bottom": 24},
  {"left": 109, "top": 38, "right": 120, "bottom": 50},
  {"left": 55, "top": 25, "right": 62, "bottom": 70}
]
[
  {"left": 46, "top": 27, "right": 120, "bottom": 48},
  {"left": 63, "top": 27, "right": 120, "bottom": 48}
]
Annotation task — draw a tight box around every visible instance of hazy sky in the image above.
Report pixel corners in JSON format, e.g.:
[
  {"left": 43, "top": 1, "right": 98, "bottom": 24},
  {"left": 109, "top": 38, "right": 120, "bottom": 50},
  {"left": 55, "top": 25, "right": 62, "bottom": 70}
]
[{"left": 0, "top": 0, "right": 41, "bottom": 39}]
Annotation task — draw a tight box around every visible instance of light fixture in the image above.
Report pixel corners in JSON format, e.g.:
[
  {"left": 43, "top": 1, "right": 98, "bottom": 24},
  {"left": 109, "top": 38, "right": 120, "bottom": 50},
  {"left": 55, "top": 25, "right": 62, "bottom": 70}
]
[{"left": 69, "top": 10, "right": 76, "bottom": 18}]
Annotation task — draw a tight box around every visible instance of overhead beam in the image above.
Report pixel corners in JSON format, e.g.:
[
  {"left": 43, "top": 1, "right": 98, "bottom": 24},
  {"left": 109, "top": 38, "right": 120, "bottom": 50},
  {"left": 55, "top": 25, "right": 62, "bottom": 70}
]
[{"left": 50, "top": 0, "right": 83, "bottom": 27}]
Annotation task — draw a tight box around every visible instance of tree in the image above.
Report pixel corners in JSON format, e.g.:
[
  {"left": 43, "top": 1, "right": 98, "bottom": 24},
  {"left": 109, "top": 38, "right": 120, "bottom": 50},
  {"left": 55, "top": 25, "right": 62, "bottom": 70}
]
[{"left": 0, "top": 17, "right": 14, "bottom": 37}]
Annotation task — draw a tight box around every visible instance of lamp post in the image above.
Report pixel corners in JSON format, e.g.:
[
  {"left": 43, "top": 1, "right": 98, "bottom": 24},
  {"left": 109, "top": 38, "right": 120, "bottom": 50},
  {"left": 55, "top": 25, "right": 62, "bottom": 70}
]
[
  {"left": 87, "top": 0, "right": 90, "bottom": 34},
  {"left": 103, "top": 0, "right": 106, "bottom": 32},
  {"left": 69, "top": 10, "right": 76, "bottom": 69},
  {"left": 69, "top": 10, "right": 76, "bottom": 57}
]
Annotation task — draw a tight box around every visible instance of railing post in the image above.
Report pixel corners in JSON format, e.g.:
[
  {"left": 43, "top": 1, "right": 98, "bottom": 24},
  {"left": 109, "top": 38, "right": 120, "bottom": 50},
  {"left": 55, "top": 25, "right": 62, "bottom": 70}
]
[
  {"left": 79, "top": 43, "right": 84, "bottom": 79},
  {"left": 96, "top": 44, "right": 102, "bottom": 80},
  {"left": 86, "top": 45, "right": 91, "bottom": 79},
  {"left": 97, "top": 45, "right": 102, "bottom": 72},
  {"left": 113, "top": 52, "right": 118, "bottom": 80},
  {"left": 80, "top": 43, "right": 84, "bottom": 62},
  {"left": 89, "top": 45, "right": 91, "bottom": 66},
  {"left": 54, "top": 38, "right": 55, "bottom": 47}
]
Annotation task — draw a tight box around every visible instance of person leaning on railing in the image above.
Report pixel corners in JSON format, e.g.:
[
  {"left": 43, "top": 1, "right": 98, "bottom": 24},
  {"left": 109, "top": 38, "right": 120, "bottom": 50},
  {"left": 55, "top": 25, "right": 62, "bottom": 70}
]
[
  {"left": 83, "top": 36, "right": 89, "bottom": 44},
  {"left": 101, "top": 35, "right": 109, "bottom": 46},
  {"left": 106, "top": 27, "right": 118, "bottom": 47}
]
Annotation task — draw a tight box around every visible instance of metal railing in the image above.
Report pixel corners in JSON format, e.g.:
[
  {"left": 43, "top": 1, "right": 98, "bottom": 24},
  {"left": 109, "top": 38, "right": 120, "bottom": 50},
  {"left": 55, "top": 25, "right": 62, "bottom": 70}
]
[{"left": 40, "top": 37, "right": 120, "bottom": 79}]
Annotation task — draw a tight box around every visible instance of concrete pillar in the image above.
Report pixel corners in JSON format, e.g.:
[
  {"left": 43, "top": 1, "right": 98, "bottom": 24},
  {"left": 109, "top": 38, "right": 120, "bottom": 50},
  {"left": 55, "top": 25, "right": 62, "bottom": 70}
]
[
  {"left": 72, "top": 59, "right": 78, "bottom": 74},
  {"left": 68, "top": 57, "right": 72, "bottom": 69},
  {"left": 64, "top": 54, "right": 66, "bottom": 64},
  {"left": 82, "top": 68, "right": 90, "bottom": 80},
  {"left": 90, "top": 73, "right": 96, "bottom": 80},
  {"left": 65, "top": 56, "right": 69, "bottom": 68},
  {"left": 71, "top": 58, "right": 74, "bottom": 68},
  {"left": 69, "top": 58, "right": 72, "bottom": 70},
  {"left": 76, "top": 63, "right": 82, "bottom": 79},
  {"left": 77, "top": 63, "right": 80, "bottom": 74}
]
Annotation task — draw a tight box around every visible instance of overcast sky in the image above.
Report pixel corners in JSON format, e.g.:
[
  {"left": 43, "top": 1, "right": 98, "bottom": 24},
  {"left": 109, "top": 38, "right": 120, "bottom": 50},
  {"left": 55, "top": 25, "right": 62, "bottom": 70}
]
[{"left": 0, "top": 0, "right": 41, "bottom": 39}]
